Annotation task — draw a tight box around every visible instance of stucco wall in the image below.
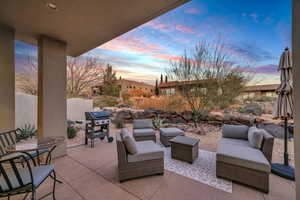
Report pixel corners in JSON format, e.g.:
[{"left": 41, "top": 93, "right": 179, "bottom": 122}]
[
  {"left": 15, "top": 93, "right": 37, "bottom": 129},
  {"left": 67, "top": 98, "right": 93, "bottom": 121},
  {"left": 15, "top": 93, "right": 93, "bottom": 128}
]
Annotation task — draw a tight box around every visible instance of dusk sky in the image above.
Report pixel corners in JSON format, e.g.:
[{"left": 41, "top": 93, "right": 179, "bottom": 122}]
[{"left": 16, "top": 0, "right": 291, "bottom": 85}]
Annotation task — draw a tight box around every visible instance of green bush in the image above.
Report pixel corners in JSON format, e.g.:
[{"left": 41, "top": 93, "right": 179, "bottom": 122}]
[
  {"left": 17, "top": 124, "right": 37, "bottom": 141},
  {"left": 67, "top": 126, "right": 77, "bottom": 139}
]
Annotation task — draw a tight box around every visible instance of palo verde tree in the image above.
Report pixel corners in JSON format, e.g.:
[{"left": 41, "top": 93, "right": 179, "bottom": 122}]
[{"left": 167, "top": 39, "right": 249, "bottom": 127}]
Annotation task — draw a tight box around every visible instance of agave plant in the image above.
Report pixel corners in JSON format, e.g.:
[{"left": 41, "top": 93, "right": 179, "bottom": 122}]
[
  {"left": 153, "top": 114, "right": 164, "bottom": 130},
  {"left": 17, "top": 124, "right": 37, "bottom": 141}
]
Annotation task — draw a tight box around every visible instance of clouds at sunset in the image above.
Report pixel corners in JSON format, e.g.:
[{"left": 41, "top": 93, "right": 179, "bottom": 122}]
[{"left": 15, "top": 0, "right": 291, "bottom": 85}]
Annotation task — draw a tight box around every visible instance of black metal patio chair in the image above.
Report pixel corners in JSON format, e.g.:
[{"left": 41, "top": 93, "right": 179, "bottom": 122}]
[
  {"left": 0, "top": 153, "right": 57, "bottom": 200},
  {"left": 0, "top": 129, "right": 48, "bottom": 166}
]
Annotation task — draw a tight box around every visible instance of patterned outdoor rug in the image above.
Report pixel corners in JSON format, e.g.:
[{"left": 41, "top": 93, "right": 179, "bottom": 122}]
[{"left": 163, "top": 147, "right": 232, "bottom": 193}]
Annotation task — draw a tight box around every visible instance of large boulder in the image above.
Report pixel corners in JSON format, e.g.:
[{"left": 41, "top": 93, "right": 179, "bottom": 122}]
[
  {"left": 241, "top": 103, "right": 263, "bottom": 116},
  {"left": 257, "top": 122, "right": 293, "bottom": 139}
]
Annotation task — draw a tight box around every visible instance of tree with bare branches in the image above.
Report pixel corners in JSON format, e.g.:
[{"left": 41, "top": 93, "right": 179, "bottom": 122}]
[
  {"left": 16, "top": 55, "right": 38, "bottom": 95},
  {"left": 168, "top": 39, "right": 250, "bottom": 127},
  {"left": 67, "top": 56, "right": 103, "bottom": 97},
  {"left": 16, "top": 55, "right": 104, "bottom": 97}
]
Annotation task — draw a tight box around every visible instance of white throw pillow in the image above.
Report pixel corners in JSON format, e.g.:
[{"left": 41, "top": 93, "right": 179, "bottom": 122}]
[{"left": 248, "top": 126, "right": 264, "bottom": 149}]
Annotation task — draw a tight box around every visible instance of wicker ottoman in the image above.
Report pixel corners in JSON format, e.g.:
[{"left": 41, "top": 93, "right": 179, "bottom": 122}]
[
  {"left": 169, "top": 136, "right": 200, "bottom": 164},
  {"left": 159, "top": 128, "right": 184, "bottom": 147}
]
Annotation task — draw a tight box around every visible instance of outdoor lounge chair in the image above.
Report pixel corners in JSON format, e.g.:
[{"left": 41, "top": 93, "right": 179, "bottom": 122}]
[
  {"left": 116, "top": 129, "right": 164, "bottom": 182},
  {"left": 132, "top": 119, "right": 156, "bottom": 142},
  {"left": 0, "top": 153, "right": 57, "bottom": 200},
  {"left": 216, "top": 124, "right": 274, "bottom": 193},
  {"left": 0, "top": 129, "right": 48, "bottom": 166}
]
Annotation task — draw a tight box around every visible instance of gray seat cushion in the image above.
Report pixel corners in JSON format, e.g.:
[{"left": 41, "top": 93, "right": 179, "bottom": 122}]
[
  {"left": 220, "top": 138, "right": 252, "bottom": 148},
  {"left": 127, "top": 141, "right": 164, "bottom": 163},
  {"left": 0, "top": 165, "right": 54, "bottom": 191},
  {"left": 133, "top": 119, "right": 153, "bottom": 129},
  {"left": 133, "top": 129, "right": 156, "bottom": 137},
  {"left": 222, "top": 124, "right": 249, "bottom": 140},
  {"left": 217, "top": 140, "right": 270, "bottom": 172},
  {"left": 159, "top": 128, "right": 184, "bottom": 137}
]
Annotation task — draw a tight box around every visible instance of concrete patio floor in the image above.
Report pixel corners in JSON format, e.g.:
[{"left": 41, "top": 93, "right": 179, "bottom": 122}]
[{"left": 9, "top": 131, "right": 295, "bottom": 200}]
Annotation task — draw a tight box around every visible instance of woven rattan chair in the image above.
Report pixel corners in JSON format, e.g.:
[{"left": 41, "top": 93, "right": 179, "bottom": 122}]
[
  {"left": 0, "top": 153, "right": 57, "bottom": 200},
  {"left": 116, "top": 133, "right": 164, "bottom": 182}
]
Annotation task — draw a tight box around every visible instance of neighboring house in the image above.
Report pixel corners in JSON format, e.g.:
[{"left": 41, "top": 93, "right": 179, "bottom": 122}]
[
  {"left": 240, "top": 84, "right": 279, "bottom": 99},
  {"left": 91, "top": 78, "right": 154, "bottom": 96},
  {"left": 158, "top": 80, "right": 279, "bottom": 99},
  {"left": 158, "top": 80, "right": 206, "bottom": 96}
]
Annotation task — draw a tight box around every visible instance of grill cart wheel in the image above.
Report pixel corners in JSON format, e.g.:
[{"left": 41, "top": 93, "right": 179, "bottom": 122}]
[{"left": 108, "top": 137, "right": 114, "bottom": 143}]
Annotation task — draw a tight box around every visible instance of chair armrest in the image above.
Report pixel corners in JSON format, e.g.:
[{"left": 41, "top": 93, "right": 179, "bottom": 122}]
[{"left": 261, "top": 131, "right": 274, "bottom": 163}]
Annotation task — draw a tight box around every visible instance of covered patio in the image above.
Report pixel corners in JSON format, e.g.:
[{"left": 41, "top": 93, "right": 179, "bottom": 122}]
[
  {"left": 10, "top": 126, "right": 295, "bottom": 200},
  {"left": 0, "top": 0, "right": 300, "bottom": 199}
]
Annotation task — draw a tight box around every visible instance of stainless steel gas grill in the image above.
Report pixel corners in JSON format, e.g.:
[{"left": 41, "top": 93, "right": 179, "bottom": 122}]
[{"left": 85, "top": 111, "right": 113, "bottom": 147}]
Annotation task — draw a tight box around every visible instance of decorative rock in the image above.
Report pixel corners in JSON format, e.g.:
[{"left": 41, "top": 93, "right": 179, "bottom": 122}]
[
  {"left": 257, "top": 122, "right": 293, "bottom": 139},
  {"left": 241, "top": 103, "right": 263, "bottom": 116}
]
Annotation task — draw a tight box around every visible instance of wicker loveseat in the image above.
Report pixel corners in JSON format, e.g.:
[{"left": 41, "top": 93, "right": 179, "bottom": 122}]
[
  {"left": 116, "top": 130, "right": 164, "bottom": 182},
  {"left": 216, "top": 124, "right": 274, "bottom": 193}
]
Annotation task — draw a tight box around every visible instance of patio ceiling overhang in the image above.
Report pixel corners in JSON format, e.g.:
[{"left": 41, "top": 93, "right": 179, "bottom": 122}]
[{"left": 0, "top": 0, "right": 190, "bottom": 57}]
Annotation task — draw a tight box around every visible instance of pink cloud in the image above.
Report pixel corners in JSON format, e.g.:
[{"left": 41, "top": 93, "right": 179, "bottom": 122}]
[
  {"left": 143, "top": 21, "right": 170, "bottom": 32},
  {"left": 185, "top": 8, "right": 200, "bottom": 14},
  {"left": 100, "top": 36, "right": 163, "bottom": 55},
  {"left": 99, "top": 36, "right": 180, "bottom": 62},
  {"left": 175, "top": 24, "right": 196, "bottom": 34}
]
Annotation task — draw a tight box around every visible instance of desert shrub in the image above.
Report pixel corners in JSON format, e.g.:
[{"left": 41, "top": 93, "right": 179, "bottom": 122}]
[
  {"left": 17, "top": 124, "right": 37, "bottom": 141},
  {"left": 121, "top": 91, "right": 131, "bottom": 102},
  {"left": 130, "top": 89, "right": 153, "bottom": 98},
  {"left": 133, "top": 96, "right": 189, "bottom": 112},
  {"left": 93, "top": 95, "right": 119, "bottom": 108},
  {"left": 255, "top": 96, "right": 276, "bottom": 102},
  {"left": 66, "top": 120, "right": 79, "bottom": 139},
  {"left": 112, "top": 118, "right": 124, "bottom": 129},
  {"left": 121, "top": 92, "right": 133, "bottom": 106},
  {"left": 152, "top": 114, "right": 164, "bottom": 130},
  {"left": 67, "top": 126, "right": 77, "bottom": 139}
]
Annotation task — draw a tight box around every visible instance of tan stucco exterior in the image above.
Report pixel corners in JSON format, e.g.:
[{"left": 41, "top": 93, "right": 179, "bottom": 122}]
[
  {"left": 0, "top": 0, "right": 190, "bottom": 57},
  {"left": 38, "top": 36, "right": 67, "bottom": 156},
  {"left": 0, "top": 24, "right": 15, "bottom": 131}
]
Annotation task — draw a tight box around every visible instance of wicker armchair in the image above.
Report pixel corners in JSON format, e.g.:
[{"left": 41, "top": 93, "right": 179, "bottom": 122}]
[
  {"left": 116, "top": 132, "right": 164, "bottom": 182},
  {"left": 132, "top": 119, "right": 156, "bottom": 142}
]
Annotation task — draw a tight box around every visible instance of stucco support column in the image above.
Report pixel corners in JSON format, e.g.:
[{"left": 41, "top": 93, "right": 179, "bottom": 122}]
[
  {"left": 0, "top": 24, "right": 15, "bottom": 131},
  {"left": 293, "top": 0, "right": 300, "bottom": 198},
  {"left": 38, "top": 36, "right": 67, "bottom": 157}
]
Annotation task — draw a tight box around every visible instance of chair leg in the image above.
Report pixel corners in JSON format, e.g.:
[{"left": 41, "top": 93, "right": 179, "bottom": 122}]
[
  {"left": 31, "top": 190, "right": 36, "bottom": 200},
  {"left": 52, "top": 171, "right": 57, "bottom": 200}
]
